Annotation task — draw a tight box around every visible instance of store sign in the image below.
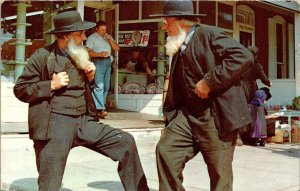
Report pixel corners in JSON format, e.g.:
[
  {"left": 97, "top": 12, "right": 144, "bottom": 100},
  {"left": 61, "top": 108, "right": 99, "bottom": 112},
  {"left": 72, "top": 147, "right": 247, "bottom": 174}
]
[
  {"left": 118, "top": 30, "right": 150, "bottom": 47},
  {"left": 239, "top": 24, "right": 254, "bottom": 32}
]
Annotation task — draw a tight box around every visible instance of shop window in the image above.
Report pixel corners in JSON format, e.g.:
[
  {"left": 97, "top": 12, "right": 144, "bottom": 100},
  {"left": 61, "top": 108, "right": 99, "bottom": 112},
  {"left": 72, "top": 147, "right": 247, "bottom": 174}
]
[
  {"left": 218, "top": 3, "right": 233, "bottom": 30},
  {"left": 142, "top": 1, "right": 164, "bottom": 20},
  {"left": 276, "top": 23, "right": 287, "bottom": 78},
  {"left": 269, "top": 15, "right": 290, "bottom": 79},
  {"left": 118, "top": 22, "right": 164, "bottom": 94},
  {"left": 276, "top": 23, "right": 283, "bottom": 63},
  {"left": 118, "top": 1, "right": 139, "bottom": 21},
  {"left": 199, "top": 1, "right": 216, "bottom": 26}
]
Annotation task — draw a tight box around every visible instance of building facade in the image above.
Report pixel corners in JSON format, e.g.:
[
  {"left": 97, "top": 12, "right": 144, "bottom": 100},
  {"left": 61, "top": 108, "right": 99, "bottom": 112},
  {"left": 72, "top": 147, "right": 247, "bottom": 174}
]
[{"left": 1, "top": 1, "right": 299, "bottom": 116}]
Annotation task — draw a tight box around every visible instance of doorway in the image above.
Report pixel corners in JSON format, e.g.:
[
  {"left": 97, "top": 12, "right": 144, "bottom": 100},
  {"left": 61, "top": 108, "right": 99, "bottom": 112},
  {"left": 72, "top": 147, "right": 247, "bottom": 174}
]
[
  {"left": 101, "top": 5, "right": 119, "bottom": 106},
  {"left": 240, "top": 31, "right": 252, "bottom": 48}
]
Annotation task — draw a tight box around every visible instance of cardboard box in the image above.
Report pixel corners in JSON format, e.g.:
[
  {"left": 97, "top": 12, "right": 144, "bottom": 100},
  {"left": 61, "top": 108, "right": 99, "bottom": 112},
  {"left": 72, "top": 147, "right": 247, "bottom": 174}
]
[
  {"left": 291, "top": 123, "right": 300, "bottom": 143},
  {"left": 272, "top": 129, "right": 283, "bottom": 143}
]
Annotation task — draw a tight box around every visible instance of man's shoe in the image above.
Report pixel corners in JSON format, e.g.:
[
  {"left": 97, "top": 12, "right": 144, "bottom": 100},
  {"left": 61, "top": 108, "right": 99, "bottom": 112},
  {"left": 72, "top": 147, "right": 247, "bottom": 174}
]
[{"left": 98, "top": 110, "right": 108, "bottom": 119}]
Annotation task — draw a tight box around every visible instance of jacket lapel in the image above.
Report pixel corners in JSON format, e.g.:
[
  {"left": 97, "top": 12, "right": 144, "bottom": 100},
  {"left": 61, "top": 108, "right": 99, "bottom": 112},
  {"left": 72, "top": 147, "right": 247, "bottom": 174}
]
[
  {"left": 169, "top": 51, "right": 180, "bottom": 81},
  {"left": 46, "top": 45, "right": 70, "bottom": 79}
]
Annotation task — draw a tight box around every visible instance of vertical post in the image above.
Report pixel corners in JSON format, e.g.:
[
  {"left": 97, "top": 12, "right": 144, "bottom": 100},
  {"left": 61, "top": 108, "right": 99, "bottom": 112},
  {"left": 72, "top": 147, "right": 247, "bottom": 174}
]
[
  {"left": 157, "top": 21, "right": 165, "bottom": 88},
  {"left": 43, "top": 1, "right": 55, "bottom": 45},
  {"left": 295, "top": 12, "right": 300, "bottom": 96},
  {"left": 11, "top": 1, "right": 32, "bottom": 81},
  {"left": 77, "top": 0, "right": 85, "bottom": 19}
]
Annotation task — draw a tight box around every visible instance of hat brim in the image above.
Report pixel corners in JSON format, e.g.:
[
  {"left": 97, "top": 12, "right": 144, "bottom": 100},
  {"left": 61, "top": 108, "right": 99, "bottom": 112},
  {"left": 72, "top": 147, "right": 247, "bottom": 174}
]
[
  {"left": 149, "top": 13, "right": 206, "bottom": 18},
  {"left": 45, "top": 21, "right": 96, "bottom": 34}
]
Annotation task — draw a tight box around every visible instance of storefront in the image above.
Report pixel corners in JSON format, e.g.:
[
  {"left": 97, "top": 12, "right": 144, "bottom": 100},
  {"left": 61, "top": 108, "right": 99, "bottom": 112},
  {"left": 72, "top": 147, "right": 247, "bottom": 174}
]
[{"left": 1, "top": 1, "right": 299, "bottom": 116}]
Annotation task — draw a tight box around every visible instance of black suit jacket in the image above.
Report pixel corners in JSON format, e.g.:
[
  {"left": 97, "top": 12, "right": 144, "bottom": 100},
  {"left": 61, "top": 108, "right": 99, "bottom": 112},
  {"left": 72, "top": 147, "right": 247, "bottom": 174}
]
[
  {"left": 14, "top": 42, "right": 97, "bottom": 140},
  {"left": 164, "top": 25, "right": 254, "bottom": 136}
]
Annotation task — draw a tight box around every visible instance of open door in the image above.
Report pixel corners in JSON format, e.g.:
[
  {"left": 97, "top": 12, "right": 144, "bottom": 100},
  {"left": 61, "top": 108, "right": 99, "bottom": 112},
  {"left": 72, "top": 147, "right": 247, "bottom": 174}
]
[{"left": 101, "top": 5, "right": 119, "bottom": 106}]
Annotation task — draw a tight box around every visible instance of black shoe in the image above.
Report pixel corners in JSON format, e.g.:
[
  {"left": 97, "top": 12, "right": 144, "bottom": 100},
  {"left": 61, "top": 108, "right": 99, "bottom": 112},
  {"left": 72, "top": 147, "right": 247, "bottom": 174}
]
[{"left": 258, "top": 141, "right": 265, "bottom": 147}]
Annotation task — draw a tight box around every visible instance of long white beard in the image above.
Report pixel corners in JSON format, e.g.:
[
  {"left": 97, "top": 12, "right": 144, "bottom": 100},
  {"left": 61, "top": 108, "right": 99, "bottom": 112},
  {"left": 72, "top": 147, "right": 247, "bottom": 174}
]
[
  {"left": 165, "top": 27, "right": 187, "bottom": 57},
  {"left": 67, "top": 38, "right": 94, "bottom": 70}
]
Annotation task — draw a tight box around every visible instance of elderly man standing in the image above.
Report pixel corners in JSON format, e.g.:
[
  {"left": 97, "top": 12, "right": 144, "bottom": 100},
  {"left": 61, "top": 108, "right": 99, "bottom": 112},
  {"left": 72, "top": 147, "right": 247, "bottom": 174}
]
[
  {"left": 86, "top": 20, "right": 119, "bottom": 119},
  {"left": 14, "top": 9, "right": 148, "bottom": 191},
  {"left": 150, "top": 1, "right": 253, "bottom": 191}
]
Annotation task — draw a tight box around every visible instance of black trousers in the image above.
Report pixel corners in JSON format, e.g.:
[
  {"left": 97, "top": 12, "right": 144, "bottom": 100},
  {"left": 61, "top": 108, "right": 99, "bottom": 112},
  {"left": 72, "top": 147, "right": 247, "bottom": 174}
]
[
  {"left": 33, "top": 113, "right": 148, "bottom": 191},
  {"left": 156, "top": 108, "right": 237, "bottom": 191}
]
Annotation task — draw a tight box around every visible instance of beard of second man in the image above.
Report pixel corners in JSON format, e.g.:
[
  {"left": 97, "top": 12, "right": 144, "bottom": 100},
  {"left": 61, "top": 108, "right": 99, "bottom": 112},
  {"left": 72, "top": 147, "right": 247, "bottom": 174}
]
[
  {"left": 67, "top": 37, "right": 94, "bottom": 70},
  {"left": 165, "top": 26, "right": 187, "bottom": 57}
]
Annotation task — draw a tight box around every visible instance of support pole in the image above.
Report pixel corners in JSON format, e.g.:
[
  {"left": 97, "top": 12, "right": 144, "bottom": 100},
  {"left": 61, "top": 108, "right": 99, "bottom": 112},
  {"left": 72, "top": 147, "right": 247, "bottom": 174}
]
[
  {"left": 9, "top": 1, "right": 32, "bottom": 81},
  {"left": 157, "top": 21, "right": 165, "bottom": 88}
]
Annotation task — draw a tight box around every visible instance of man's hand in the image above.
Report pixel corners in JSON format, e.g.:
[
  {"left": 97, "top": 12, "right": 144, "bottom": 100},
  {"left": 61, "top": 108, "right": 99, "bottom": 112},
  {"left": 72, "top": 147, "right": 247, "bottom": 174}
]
[
  {"left": 99, "top": 51, "right": 110, "bottom": 57},
  {"left": 85, "top": 62, "right": 96, "bottom": 82},
  {"left": 104, "top": 33, "right": 113, "bottom": 41},
  {"left": 194, "top": 79, "right": 211, "bottom": 99},
  {"left": 51, "top": 72, "right": 69, "bottom": 91}
]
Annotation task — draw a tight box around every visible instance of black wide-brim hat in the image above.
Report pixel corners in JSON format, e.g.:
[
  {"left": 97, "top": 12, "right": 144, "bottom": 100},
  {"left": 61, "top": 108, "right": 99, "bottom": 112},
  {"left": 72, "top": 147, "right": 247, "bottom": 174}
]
[
  {"left": 150, "top": 0, "right": 206, "bottom": 18},
  {"left": 45, "top": 10, "right": 96, "bottom": 34}
]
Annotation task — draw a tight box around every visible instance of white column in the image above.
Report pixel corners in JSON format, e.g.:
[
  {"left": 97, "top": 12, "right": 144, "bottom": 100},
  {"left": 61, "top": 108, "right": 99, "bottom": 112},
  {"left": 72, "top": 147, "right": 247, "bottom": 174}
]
[
  {"left": 77, "top": 1, "right": 84, "bottom": 19},
  {"left": 295, "top": 12, "right": 300, "bottom": 96}
]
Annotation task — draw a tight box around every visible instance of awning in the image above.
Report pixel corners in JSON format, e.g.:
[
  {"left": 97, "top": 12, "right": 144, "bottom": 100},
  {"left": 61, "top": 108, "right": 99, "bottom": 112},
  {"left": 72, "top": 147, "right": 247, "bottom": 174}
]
[{"left": 263, "top": 1, "right": 300, "bottom": 13}]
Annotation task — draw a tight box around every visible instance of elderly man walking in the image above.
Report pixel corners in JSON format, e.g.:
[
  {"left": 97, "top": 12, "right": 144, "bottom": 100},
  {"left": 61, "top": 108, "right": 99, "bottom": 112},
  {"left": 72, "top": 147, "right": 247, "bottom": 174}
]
[
  {"left": 150, "top": 1, "right": 253, "bottom": 191},
  {"left": 14, "top": 9, "right": 148, "bottom": 191}
]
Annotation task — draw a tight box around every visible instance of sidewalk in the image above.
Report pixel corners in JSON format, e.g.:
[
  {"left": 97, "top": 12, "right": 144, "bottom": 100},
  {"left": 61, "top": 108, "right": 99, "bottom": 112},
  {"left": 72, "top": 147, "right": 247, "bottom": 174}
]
[
  {"left": 1, "top": 110, "right": 300, "bottom": 191},
  {"left": 1, "top": 109, "right": 165, "bottom": 134}
]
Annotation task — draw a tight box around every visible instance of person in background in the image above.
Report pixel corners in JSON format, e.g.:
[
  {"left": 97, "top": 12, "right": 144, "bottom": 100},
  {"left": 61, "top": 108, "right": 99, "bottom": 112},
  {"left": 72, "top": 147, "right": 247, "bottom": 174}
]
[
  {"left": 13, "top": 10, "right": 148, "bottom": 191},
  {"left": 248, "top": 88, "right": 278, "bottom": 146},
  {"left": 236, "top": 46, "right": 272, "bottom": 146},
  {"left": 150, "top": 1, "right": 253, "bottom": 190},
  {"left": 86, "top": 20, "right": 119, "bottom": 119},
  {"left": 243, "top": 46, "right": 272, "bottom": 102},
  {"left": 122, "top": 48, "right": 152, "bottom": 75}
]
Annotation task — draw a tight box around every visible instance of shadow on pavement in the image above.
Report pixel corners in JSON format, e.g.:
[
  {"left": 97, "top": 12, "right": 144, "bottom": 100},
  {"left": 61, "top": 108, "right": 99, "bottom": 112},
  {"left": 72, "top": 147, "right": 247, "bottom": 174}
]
[
  {"left": 259, "top": 145, "right": 300, "bottom": 158},
  {"left": 87, "top": 181, "right": 124, "bottom": 190},
  {"left": 87, "top": 181, "right": 158, "bottom": 191},
  {"left": 8, "top": 178, "right": 75, "bottom": 191},
  {"left": 8, "top": 178, "right": 38, "bottom": 191}
]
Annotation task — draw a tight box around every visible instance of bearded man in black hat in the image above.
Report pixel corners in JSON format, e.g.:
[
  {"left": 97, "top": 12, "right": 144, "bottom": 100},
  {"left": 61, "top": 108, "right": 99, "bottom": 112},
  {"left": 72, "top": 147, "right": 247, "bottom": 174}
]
[
  {"left": 151, "top": 1, "right": 253, "bottom": 190},
  {"left": 14, "top": 9, "right": 149, "bottom": 191}
]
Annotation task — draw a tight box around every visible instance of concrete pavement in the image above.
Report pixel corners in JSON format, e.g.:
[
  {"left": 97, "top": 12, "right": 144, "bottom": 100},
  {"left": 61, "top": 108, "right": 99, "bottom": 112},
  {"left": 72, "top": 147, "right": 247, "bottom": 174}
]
[
  {"left": 1, "top": 72, "right": 299, "bottom": 191},
  {"left": 1, "top": 115, "right": 300, "bottom": 191}
]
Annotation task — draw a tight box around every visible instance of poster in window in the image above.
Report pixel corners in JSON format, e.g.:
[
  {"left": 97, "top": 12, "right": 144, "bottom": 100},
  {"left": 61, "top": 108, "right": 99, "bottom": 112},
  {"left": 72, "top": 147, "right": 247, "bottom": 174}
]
[{"left": 118, "top": 30, "right": 150, "bottom": 47}]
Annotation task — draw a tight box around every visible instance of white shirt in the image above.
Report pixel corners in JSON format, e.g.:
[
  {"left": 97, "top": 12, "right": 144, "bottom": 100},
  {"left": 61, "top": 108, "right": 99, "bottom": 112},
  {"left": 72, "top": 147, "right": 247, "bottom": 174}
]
[{"left": 86, "top": 32, "right": 113, "bottom": 62}]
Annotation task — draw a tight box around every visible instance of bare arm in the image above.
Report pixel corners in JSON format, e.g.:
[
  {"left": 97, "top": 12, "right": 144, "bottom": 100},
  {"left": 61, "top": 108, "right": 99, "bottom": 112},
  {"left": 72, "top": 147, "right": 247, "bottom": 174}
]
[
  {"left": 87, "top": 48, "right": 109, "bottom": 58},
  {"left": 105, "top": 34, "right": 120, "bottom": 51}
]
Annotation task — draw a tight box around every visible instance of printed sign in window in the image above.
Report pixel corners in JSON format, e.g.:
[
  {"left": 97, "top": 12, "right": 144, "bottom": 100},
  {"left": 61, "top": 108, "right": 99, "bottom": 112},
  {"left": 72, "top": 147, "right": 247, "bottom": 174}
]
[{"left": 118, "top": 30, "right": 150, "bottom": 47}]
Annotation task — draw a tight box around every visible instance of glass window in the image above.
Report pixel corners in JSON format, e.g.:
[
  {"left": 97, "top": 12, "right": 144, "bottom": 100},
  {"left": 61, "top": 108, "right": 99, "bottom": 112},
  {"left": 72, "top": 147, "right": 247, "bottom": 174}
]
[
  {"left": 276, "top": 23, "right": 283, "bottom": 63},
  {"left": 142, "top": 1, "right": 164, "bottom": 20},
  {"left": 199, "top": 1, "right": 216, "bottom": 26},
  {"left": 276, "top": 23, "right": 287, "bottom": 79},
  {"left": 118, "top": 22, "right": 162, "bottom": 94},
  {"left": 236, "top": 5, "right": 254, "bottom": 26},
  {"left": 118, "top": 1, "right": 139, "bottom": 21},
  {"left": 218, "top": 3, "right": 233, "bottom": 30}
]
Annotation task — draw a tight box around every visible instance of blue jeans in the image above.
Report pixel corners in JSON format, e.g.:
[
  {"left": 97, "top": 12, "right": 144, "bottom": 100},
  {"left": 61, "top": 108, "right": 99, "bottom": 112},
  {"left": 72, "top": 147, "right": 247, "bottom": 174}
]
[{"left": 92, "top": 58, "right": 111, "bottom": 110}]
